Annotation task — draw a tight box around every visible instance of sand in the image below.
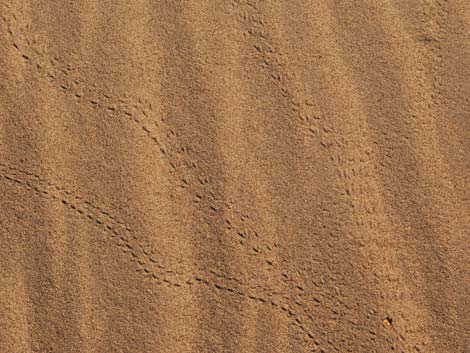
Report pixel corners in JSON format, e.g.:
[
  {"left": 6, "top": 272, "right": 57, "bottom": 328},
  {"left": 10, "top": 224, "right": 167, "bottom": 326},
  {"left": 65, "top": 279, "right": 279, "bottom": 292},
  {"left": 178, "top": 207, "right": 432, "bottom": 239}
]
[{"left": 0, "top": 1, "right": 469, "bottom": 352}]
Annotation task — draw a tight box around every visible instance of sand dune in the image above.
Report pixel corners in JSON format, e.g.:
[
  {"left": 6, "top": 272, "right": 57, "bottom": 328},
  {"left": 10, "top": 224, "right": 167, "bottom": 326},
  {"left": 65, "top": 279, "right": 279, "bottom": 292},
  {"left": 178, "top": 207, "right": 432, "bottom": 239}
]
[{"left": 1, "top": 1, "right": 469, "bottom": 352}]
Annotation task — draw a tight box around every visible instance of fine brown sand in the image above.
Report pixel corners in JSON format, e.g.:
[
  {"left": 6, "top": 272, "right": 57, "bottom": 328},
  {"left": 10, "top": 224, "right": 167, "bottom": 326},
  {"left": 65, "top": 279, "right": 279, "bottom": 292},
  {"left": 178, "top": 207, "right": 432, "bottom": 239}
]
[{"left": 1, "top": 1, "right": 469, "bottom": 352}]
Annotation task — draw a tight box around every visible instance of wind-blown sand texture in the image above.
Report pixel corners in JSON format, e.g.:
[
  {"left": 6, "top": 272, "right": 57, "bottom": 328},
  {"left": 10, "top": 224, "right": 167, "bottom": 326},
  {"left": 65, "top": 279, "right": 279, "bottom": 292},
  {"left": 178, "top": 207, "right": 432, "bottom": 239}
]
[{"left": 1, "top": 1, "right": 469, "bottom": 352}]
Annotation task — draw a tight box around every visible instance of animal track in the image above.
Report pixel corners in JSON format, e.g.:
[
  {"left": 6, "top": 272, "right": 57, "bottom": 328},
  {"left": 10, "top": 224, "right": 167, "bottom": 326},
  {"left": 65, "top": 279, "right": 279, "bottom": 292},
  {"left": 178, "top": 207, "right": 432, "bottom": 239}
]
[
  {"left": 230, "top": 0, "right": 396, "bottom": 245},
  {"left": 0, "top": 2, "right": 280, "bottom": 271},
  {"left": 230, "top": 0, "right": 412, "bottom": 350},
  {"left": 0, "top": 161, "right": 329, "bottom": 349},
  {"left": 1, "top": 9, "right": 327, "bottom": 346},
  {"left": 0, "top": 2, "right": 398, "bottom": 350}
]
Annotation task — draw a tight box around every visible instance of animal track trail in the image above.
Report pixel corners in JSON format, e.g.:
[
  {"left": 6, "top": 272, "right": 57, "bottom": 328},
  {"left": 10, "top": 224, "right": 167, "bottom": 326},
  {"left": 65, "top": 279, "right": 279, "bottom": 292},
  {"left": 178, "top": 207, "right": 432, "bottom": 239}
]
[
  {"left": 180, "top": 5, "right": 397, "bottom": 351},
  {"left": 231, "top": 1, "right": 411, "bottom": 350},
  {"left": 0, "top": 161, "right": 329, "bottom": 348},
  {"left": 0, "top": 162, "right": 275, "bottom": 293},
  {"left": 0, "top": 4, "right": 279, "bottom": 269},
  {"left": 1, "top": 0, "right": 297, "bottom": 299},
  {"left": 0, "top": 162, "right": 169, "bottom": 276},
  {"left": 1, "top": 8, "right": 168, "bottom": 154},
  {"left": 231, "top": 0, "right": 394, "bottom": 247},
  {"left": 1, "top": 5, "right": 333, "bottom": 348},
  {"left": 230, "top": 0, "right": 355, "bottom": 305}
]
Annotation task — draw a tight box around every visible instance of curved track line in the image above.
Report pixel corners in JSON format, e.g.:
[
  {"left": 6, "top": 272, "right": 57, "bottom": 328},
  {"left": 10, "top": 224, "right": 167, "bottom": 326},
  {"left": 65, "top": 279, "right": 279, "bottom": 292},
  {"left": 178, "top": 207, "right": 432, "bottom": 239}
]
[
  {"left": 1, "top": 9, "right": 324, "bottom": 343},
  {"left": 230, "top": 1, "right": 408, "bottom": 351},
  {"left": 1, "top": 4, "right": 343, "bottom": 348},
  {"left": 0, "top": 162, "right": 326, "bottom": 349},
  {"left": 0, "top": 2, "right": 280, "bottom": 269}
]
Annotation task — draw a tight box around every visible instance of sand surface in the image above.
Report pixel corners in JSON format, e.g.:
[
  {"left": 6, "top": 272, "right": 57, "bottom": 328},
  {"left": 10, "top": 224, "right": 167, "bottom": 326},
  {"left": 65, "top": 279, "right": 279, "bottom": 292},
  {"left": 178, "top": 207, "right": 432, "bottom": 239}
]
[{"left": 1, "top": 1, "right": 469, "bottom": 352}]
